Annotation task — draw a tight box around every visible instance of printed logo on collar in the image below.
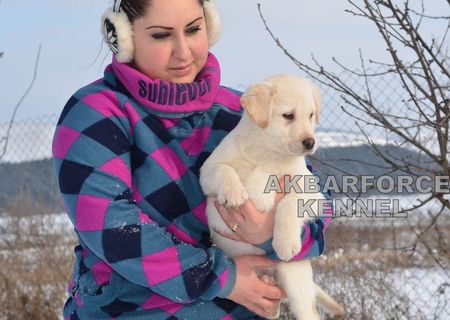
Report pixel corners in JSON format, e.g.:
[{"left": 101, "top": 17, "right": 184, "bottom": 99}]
[{"left": 138, "top": 78, "right": 212, "bottom": 106}]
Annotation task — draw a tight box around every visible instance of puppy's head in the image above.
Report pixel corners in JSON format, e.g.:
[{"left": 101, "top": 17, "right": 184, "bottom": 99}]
[{"left": 240, "top": 74, "right": 321, "bottom": 156}]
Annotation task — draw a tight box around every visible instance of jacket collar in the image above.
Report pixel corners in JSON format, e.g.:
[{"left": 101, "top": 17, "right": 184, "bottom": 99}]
[{"left": 111, "top": 52, "right": 221, "bottom": 116}]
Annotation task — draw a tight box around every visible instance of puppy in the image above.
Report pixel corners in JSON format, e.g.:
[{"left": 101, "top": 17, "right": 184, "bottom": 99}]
[{"left": 200, "top": 74, "right": 344, "bottom": 319}]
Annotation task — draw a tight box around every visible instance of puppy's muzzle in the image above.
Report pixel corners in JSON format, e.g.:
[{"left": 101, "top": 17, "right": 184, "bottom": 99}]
[{"left": 302, "top": 138, "right": 315, "bottom": 150}]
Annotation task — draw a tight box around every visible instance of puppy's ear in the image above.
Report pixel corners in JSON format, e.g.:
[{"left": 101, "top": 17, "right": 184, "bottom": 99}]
[
  {"left": 240, "top": 82, "right": 276, "bottom": 129},
  {"left": 311, "top": 82, "right": 321, "bottom": 124}
]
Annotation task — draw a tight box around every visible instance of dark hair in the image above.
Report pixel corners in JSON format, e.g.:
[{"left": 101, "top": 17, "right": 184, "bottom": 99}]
[{"left": 121, "top": 0, "right": 204, "bottom": 23}]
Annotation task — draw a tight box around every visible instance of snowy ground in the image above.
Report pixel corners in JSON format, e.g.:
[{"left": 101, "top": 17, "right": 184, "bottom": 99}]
[
  {"left": 1, "top": 211, "right": 448, "bottom": 319},
  {"left": 390, "top": 267, "right": 450, "bottom": 320},
  {"left": 332, "top": 193, "right": 450, "bottom": 227},
  {"left": 1, "top": 120, "right": 448, "bottom": 319}
]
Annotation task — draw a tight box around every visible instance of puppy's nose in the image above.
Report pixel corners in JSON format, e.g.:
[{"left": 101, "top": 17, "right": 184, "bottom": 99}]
[{"left": 302, "top": 138, "right": 315, "bottom": 150}]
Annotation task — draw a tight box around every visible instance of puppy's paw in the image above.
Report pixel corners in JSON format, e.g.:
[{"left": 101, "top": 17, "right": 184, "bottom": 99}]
[
  {"left": 272, "top": 230, "right": 302, "bottom": 261},
  {"left": 217, "top": 182, "right": 249, "bottom": 208},
  {"left": 290, "top": 307, "right": 320, "bottom": 320}
]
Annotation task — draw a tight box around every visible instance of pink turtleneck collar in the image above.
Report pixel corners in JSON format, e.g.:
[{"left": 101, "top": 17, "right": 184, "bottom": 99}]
[{"left": 112, "top": 53, "right": 221, "bottom": 115}]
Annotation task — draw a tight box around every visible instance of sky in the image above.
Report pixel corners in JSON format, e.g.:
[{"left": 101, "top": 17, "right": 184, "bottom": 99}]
[{"left": 0, "top": 0, "right": 448, "bottom": 124}]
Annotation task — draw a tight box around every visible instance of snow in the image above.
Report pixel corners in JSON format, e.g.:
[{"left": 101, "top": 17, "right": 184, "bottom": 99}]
[
  {"left": 0, "top": 210, "right": 448, "bottom": 319},
  {"left": 0, "top": 121, "right": 400, "bottom": 164},
  {"left": 1, "top": 117, "right": 444, "bottom": 164},
  {"left": 391, "top": 267, "right": 450, "bottom": 320},
  {"left": 332, "top": 193, "right": 450, "bottom": 226},
  {"left": 316, "top": 130, "right": 390, "bottom": 148}
]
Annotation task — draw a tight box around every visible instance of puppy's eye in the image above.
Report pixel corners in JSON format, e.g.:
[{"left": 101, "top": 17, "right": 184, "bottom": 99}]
[
  {"left": 309, "top": 113, "right": 314, "bottom": 119},
  {"left": 283, "top": 113, "right": 295, "bottom": 120}
]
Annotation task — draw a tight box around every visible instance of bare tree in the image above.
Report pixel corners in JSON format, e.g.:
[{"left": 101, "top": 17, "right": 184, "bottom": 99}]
[
  {"left": 0, "top": 0, "right": 3, "bottom": 58},
  {"left": 257, "top": 0, "right": 450, "bottom": 269},
  {"left": 257, "top": 3, "right": 449, "bottom": 318},
  {"left": 258, "top": 0, "right": 449, "bottom": 213},
  {"left": 0, "top": 45, "right": 41, "bottom": 162},
  {"left": 0, "top": 1, "right": 42, "bottom": 162}
]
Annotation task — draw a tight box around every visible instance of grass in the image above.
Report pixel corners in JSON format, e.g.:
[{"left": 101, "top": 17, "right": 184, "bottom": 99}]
[
  {"left": 0, "top": 194, "right": 448, "bottom": 319},
  {"left": 0, "top": 195, "right": 75, "bottom": 320}
]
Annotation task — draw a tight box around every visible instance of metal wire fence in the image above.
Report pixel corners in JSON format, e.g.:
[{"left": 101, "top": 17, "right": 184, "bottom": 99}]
[
  {"left": 0, "top": 114, "right": 56, "bottom": 163},
  {"left": 0, "top": 73, "right": 448, "bottom": 319}
]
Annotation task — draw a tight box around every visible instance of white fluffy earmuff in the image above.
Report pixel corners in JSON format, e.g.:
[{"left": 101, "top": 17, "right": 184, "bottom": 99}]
[
  {"left": 101, "top": 0, "right": 222, "bottom": 64},
  {"left": 203, "top": 0, "right": 221, "bottom": 47},
  {"left": 101, "top": 8, "right": 134, "bottom": 63}
]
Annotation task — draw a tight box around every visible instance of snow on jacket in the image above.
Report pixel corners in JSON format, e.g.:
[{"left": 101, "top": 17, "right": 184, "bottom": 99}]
[{"left": 53, "top": 52, "right": 332, "bottom": 320}]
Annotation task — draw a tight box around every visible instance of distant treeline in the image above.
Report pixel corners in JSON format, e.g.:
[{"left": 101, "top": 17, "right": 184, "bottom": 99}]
[
  {"left": 0, "top": 159, "right": 62, "bottom": 213},
  {"left": 311, "top": 144, "right": 437, "bottom": 198},
  {"left": 0, "top": 144, "right": 437, "bottom": 213}
]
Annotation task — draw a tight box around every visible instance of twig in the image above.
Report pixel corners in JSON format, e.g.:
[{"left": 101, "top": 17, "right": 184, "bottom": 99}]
[{"left": 0, "top": 45, "right": 41, "bottom": 161}]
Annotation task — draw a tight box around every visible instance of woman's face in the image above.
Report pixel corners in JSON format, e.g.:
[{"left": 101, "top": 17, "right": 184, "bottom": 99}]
[{"left": 132, "top": 0, "right": 209, "bottom": 83}]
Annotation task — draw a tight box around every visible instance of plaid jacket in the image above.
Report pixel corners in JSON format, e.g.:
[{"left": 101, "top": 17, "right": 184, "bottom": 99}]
[{"left": 53, "top": 53, "right": 331, "bottom": 320}]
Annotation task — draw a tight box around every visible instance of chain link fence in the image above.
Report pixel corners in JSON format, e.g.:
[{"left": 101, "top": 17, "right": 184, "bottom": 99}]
[
  {"left": 0, "top": 114, "right": 61, "bottom": 213},
  {"left": 307, "top": 69, "right": 449, "bottom": 320},
  {"left": 0, "top": 74, "right": 448, "bottom": 319}
]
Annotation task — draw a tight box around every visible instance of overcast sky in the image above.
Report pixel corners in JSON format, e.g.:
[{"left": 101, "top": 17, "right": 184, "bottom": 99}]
[{"left": 1, "top": 0, "right": 447, "bottom": 124}]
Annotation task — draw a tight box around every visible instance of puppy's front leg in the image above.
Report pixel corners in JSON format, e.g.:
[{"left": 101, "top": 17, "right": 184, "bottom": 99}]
[
  {"left": 272, "top": 194, "right": 309, "bottom": 261},
  {"left": 200, "top": 163, "right": 248, "bottom": 208},
  {"left": 246, "top": 168, "right": 277, "bottom": 213}
]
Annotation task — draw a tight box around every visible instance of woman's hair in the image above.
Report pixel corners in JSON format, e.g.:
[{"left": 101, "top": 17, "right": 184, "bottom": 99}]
[{"left": 121, "top": 0, "right": 204, "bottom": 23}]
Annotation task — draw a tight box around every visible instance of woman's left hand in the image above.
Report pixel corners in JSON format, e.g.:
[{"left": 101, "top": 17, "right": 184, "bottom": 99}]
[{"left": 213, "top": 179, "right": 285, "bottom": 245}]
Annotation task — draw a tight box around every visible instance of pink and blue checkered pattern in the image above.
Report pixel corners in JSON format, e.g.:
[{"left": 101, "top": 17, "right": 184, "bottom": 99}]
[{"left": 53, "top": 53, "right": 331, "bottom": 320}]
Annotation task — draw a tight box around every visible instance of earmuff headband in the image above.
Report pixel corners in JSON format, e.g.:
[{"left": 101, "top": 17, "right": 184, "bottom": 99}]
[
  {"left": 113, "top": 0, "right": 122, "bottom": 13},
  {"left": 102, "top": 0, "right": 221, "bottom": 63}
]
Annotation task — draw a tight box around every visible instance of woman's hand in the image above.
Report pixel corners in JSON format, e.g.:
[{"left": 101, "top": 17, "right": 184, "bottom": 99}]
[
  {"left": 213, "top": 178, "right": 285, "bottom": 245},
  {"left": 227, "top": 255, "right": 285, "bottom": 318}
]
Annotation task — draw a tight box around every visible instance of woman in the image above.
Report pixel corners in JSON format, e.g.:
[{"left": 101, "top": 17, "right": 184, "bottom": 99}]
[{"left": 53, "top": 0, "right": 330, "bottom": 319}]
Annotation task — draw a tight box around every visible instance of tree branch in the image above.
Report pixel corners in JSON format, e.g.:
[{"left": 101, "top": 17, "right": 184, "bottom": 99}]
[{"left": 0, "top": 45, "right": 42, "bottom": 161}]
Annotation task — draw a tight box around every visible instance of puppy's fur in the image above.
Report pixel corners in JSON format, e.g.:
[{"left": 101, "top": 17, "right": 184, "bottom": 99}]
[{"left": 200, "top": 75, "right": 344, "bottom": 319}]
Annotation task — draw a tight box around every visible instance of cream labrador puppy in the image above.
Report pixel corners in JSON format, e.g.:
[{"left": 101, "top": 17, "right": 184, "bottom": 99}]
[{"left": 200, "top": 74, "right": 344, "bottom": 319}]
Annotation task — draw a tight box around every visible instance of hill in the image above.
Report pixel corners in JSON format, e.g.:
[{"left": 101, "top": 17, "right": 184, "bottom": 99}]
[
  {"left": 0, "top": 143, "right": 438, "bottom": 212},
  {"left": 311, "top": 144, "right": 438, "bottom": 197}
]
